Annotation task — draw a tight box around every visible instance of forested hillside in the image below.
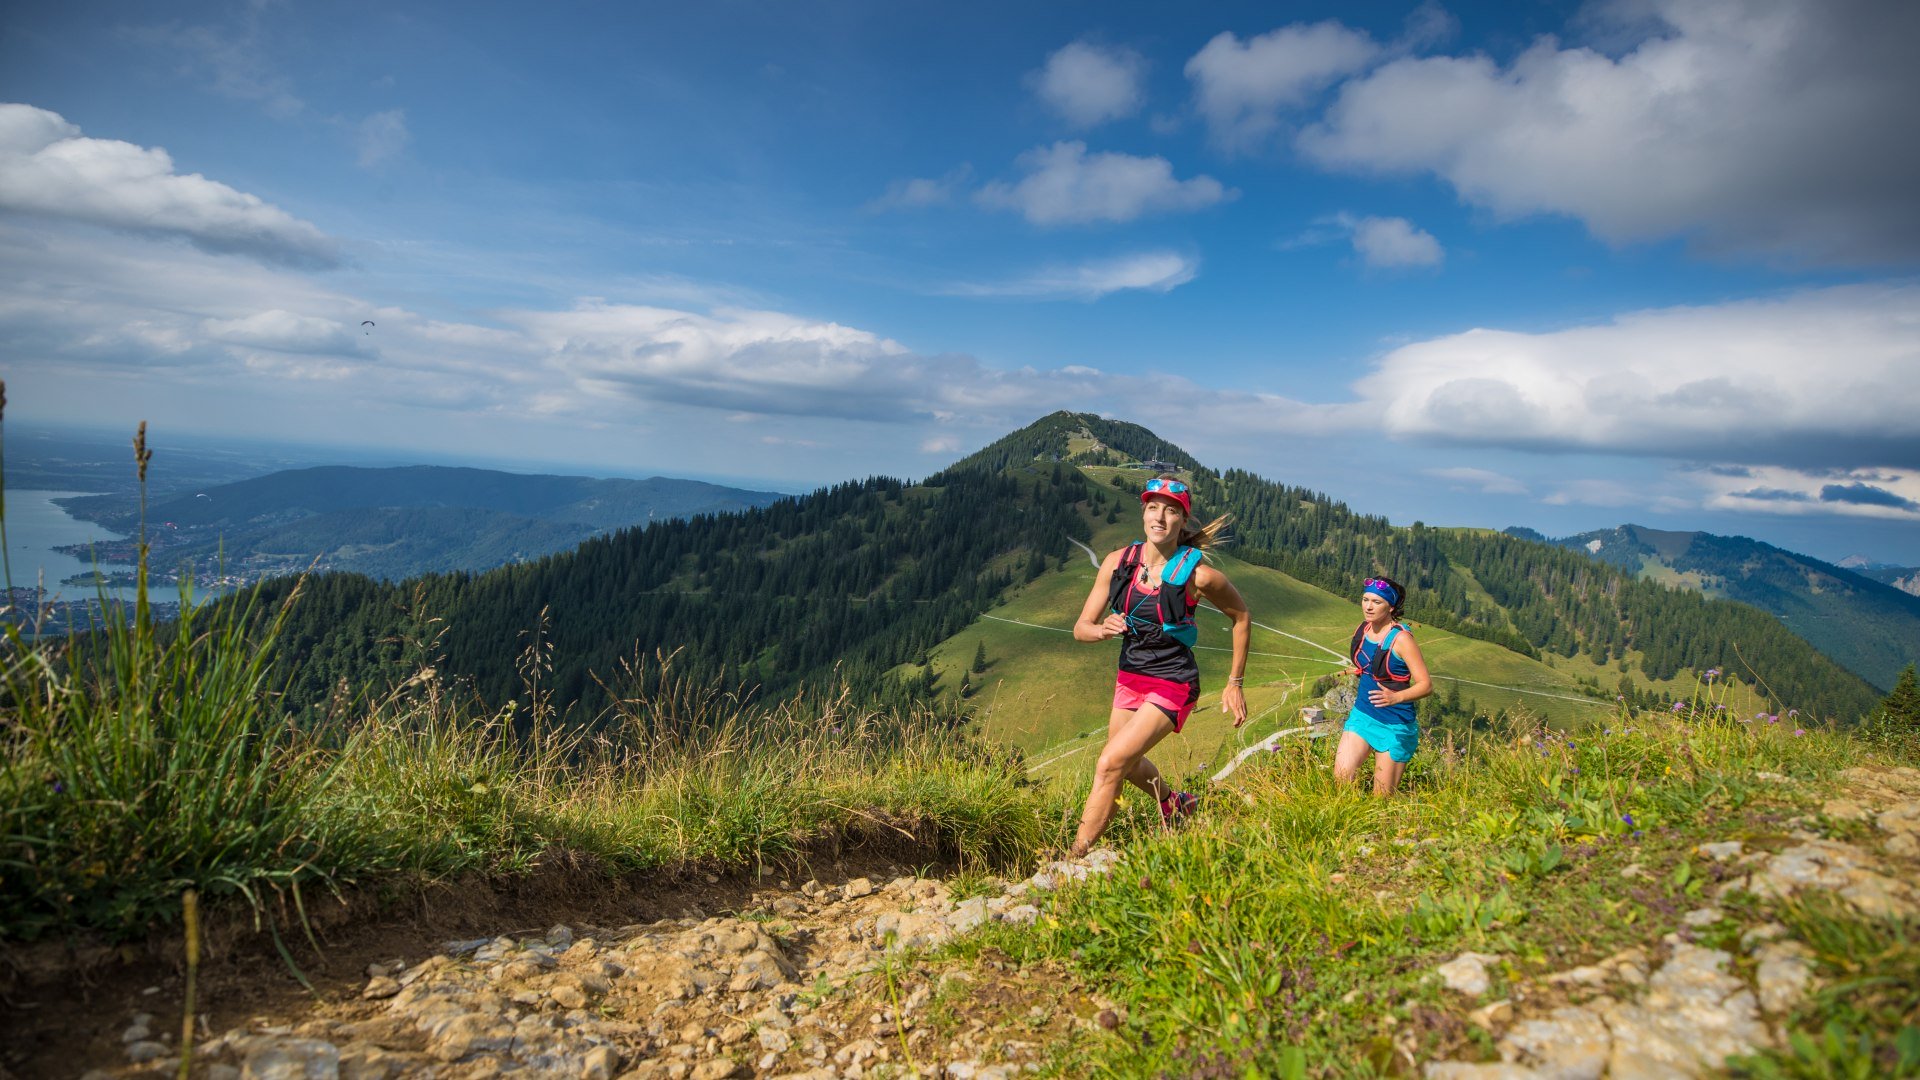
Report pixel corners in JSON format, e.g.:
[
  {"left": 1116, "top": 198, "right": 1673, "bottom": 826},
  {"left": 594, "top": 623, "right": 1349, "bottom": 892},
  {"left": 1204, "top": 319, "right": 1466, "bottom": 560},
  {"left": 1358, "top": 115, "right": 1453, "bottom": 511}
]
[
  {"left": 1512, "top": 523, "right": 1920, "bottom": 692},
  {"left": 261, "top": 468, "right": 1095, "bottom": 718},
  {"left": 252, "top": 412, "right": 1879, "bottom": 725}
]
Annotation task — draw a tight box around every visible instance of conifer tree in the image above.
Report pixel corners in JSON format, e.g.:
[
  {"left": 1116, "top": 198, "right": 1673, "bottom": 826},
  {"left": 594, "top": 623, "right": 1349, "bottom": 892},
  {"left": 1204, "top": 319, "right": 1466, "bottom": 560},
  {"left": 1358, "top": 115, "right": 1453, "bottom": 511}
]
[
  {"left": 971, "top": 641, "right": 988, "bottom": 674},
  {"left": 1875, "top": 663, "right": 1920, "bottom": 736}
]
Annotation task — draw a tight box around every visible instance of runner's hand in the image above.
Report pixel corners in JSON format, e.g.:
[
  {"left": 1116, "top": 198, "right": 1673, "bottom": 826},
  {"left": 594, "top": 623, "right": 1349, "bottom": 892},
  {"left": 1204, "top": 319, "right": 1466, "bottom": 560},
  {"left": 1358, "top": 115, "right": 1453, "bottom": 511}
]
[
  {"left": 1223, "top": 684, "right": 1248, "bottom": 727},
  {"left": 1369, "top": 688, "right": 1398, "bottom": 707},
  {"left": 1098, "top": 613, "right": 1129, "bottom": 639}
]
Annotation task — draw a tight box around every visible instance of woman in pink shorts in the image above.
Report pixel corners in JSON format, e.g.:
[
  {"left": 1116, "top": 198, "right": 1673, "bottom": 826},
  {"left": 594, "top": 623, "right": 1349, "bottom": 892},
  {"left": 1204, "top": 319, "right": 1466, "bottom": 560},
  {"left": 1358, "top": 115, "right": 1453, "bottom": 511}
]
[{"left": 1068, "top": 475, "right": 1251, "bottom": 856}]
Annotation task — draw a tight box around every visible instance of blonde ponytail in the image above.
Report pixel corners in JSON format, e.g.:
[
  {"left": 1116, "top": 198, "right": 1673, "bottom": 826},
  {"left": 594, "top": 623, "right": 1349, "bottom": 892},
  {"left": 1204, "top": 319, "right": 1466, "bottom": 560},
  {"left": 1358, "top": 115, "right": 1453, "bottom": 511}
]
[{"left": 1178, "top": 513, "right": 1233, "bottom": 551}]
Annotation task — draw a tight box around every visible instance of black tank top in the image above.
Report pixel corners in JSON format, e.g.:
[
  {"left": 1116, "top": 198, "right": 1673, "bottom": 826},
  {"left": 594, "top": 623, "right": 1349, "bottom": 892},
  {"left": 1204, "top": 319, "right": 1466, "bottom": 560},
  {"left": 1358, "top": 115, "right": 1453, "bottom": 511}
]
[{"left": 1109, "top": 547, "right": 1201, "bottom": 684}]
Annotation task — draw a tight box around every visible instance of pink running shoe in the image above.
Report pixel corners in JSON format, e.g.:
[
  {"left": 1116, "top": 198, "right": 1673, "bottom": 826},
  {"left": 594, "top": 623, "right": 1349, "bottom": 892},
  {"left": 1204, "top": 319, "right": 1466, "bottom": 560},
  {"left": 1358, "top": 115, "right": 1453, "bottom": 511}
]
[{"left": 1159, "top": 791, "right": 1198, "bottom": 824}]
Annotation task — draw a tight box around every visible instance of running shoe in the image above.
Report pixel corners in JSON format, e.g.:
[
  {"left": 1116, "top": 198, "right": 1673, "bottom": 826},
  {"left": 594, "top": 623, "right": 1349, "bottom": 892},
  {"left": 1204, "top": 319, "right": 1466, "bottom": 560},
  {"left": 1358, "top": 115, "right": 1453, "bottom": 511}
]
[{"left": 1159, "top": 791, "right": 1199, "bottom": 824}]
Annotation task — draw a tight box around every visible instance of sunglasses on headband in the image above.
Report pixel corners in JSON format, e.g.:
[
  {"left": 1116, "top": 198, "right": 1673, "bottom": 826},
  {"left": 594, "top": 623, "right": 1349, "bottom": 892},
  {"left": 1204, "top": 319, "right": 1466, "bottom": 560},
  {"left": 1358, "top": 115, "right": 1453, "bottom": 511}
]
[{"left": 1144, "top": 478, "right": 1188, "bottom": 494}]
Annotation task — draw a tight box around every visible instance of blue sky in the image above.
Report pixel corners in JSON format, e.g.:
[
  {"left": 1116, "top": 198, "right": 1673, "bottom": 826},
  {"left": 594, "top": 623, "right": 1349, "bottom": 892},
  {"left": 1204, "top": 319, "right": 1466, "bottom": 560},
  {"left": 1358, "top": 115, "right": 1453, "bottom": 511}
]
[{"left": 3, "top": 0, "right": 1919, "bottom": 562}]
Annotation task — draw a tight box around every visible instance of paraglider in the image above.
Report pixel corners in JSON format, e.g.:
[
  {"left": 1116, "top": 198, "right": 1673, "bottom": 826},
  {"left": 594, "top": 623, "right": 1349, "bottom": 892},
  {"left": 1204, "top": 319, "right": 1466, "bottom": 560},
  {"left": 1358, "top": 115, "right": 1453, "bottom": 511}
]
[{"left": 362, "top": 320, "right": 375, "bottom": 335}]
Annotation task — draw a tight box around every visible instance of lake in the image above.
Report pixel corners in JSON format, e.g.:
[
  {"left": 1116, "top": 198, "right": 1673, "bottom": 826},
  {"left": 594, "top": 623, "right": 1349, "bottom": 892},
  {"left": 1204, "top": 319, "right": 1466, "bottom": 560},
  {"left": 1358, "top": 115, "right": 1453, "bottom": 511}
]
[{"left": 3, "top": 489, "right": 158, "bottom": 604}]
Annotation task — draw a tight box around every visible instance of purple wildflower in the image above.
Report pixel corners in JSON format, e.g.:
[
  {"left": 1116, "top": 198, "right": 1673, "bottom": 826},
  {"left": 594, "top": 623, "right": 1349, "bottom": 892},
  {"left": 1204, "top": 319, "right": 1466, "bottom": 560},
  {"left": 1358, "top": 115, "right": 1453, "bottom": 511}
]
[
  {"left": 1621, "top": 813, "right": 1634, "bottom": 825},
  {"left": 1570, "top": 767, "right": 1580, "bottom": 775},
  {"left": 1788, "top": 709, "right": 1799, "bottom": 718},
  {"left": 1714, "top": 704, "right": 1726, "bottom": 711},
  {"left": 1793, "top": 728, "right": 1807, "bottom": 737},
  {"left": 1766, "top": 716, "right": 1778, "bottom": 725},
  {"left": 1672, "top": 702, "right": 1685, "bottom": 713},
  {"left": 1704, "top": 668, "right": 1721, "bottom": 682}
]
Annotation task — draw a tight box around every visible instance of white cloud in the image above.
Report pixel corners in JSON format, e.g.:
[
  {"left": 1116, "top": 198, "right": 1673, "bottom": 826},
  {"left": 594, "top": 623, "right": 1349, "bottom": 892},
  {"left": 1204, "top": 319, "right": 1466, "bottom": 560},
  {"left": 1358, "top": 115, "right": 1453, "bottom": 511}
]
[
  {"left": 0, "top": 103, "right": 339, "bottom": 267},
  {"left": 1032, "top": 42, "right": 1147, "bottom": 128},
  {"left": 1350, "top": 283, "right": 1920, "bottom": 470},
  {"left": 942, "top": 251, "right": 1198, "bottom": 301},
  {"left": 356, "top": 109, "right": 410, "bottom": 169},
  {"left": 975, "top": 141, "right": 1234, "bottom": 226},
  {"left": 1299, "top": 0, "right": 1920, "bottom": 265},
  {"left": 920, "top": 434, "right": 963, "bottom": 454},
  {"left": 1693, "top": 465, "right": 1920, "bottom": 522},
  {"left": 204, "top": 309, "right": 361, "bottom": 355},
  {"left": 1426, "top": 466, "right": 1527, "bottom": 495},
  {"left": 1185, "top": 21, "right": 1379, "bottom": 151},
  {"left": 865, "top": 165, "right": 972, "bottom": 212},
  {"left": 1344, "top": 213, "right": 1443, "bottom": 268}
]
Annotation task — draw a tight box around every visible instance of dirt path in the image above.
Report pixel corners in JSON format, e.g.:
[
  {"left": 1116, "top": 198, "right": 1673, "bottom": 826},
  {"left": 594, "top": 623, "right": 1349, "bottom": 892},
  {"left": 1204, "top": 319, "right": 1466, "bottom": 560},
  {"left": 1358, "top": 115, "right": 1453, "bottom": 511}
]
[{"left": 22, "top": 850, "right": 1130, "bottom": 1080}]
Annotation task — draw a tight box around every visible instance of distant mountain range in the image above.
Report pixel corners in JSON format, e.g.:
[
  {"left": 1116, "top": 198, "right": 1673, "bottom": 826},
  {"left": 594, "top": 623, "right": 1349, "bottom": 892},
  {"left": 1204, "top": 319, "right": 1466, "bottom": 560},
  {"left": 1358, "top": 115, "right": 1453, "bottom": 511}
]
[
  {"left": 1506, "top": 524, "right": 1920, "bottom": 691},
  {"left": 1838, "top": 555, "right": 1920, "bottom": 598},
  {"left": 55, "top": 465, "right": 786, "bottom": 582}
]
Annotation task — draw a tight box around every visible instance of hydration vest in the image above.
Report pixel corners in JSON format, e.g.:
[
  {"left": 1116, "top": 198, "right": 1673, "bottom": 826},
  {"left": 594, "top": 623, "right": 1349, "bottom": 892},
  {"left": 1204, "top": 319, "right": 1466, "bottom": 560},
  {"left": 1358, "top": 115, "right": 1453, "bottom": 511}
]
[
  {"left": 1109, "top": 543, "right": 1202, "bottom": 647},
  {"left": 1349, "top": 622, "right": 1412, "bottom": 691}
]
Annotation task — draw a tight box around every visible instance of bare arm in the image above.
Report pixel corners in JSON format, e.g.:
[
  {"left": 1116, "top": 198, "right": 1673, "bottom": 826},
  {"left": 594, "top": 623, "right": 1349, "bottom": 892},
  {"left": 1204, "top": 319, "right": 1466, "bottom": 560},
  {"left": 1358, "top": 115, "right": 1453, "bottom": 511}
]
[
  {"left": 1195, "top": 564, "right": 1251, "bottom": 727},
  {"left": 1074, "top": 551, "right": 1129, "bottom": 643},
  {"left": 1379, "top": 629, "right": 1433, "bottom": 705}
]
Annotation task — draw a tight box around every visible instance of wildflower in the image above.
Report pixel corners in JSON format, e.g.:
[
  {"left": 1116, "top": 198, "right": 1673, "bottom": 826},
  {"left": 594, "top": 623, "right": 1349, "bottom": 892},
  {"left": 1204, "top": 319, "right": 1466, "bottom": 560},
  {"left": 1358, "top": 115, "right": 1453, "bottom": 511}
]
[
  {"left": 1570, "top": 767, "right": 1580, "bottom": 775},
  {"left": 1616, "top": 695, "right": 1625, "bottom": 702},
  {"left": 1672, "top": 702, "right": 1685, "bottom": 713},
  {"left": 1704, "top": 668, "right": 1721, "bottom": 682},
  {"left": 1715, "top": 704, "right": 1726, "bottom": 711},
  {"left": 1621, "top": 813, "right": 1634, "bottom": 825},
  {"left": 1632, "top": 830, "right": 1644, "bottom": 839},
  {"left": 1793, "top": 729, "right": 1807, "bottom": 737},
  {"left": 1605, "top": 728, "right": 1614, "bottom": 735},
  {"left": 1788, "top": 709, "right": 1799, "bottom": 718},
  {"left": 1765, "top": 716, "right": 1778, "bottom": 725}
]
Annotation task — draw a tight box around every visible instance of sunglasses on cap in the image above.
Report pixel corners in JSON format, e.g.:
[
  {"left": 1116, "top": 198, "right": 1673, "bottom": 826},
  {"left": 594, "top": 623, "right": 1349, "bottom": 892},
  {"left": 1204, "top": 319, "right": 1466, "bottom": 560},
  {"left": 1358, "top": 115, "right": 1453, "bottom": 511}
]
[{"left": 1143, "top": 478, "right": 1188, "bottom": 494}]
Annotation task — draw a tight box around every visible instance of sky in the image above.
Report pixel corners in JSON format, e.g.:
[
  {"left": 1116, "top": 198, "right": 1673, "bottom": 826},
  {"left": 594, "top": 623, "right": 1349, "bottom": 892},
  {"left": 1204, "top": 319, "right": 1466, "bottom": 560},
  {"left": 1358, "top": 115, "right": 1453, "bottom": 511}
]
[{"left": 2, "top": 0, "right": 1919, "bottom": 564}]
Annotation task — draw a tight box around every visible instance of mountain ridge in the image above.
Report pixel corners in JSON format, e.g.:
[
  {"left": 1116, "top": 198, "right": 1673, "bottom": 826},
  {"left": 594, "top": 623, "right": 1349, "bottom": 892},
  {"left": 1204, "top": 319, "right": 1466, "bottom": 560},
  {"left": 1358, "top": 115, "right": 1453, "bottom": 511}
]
[{"left": 1508, "top": 522, "right": 1920, "bottom": 691}]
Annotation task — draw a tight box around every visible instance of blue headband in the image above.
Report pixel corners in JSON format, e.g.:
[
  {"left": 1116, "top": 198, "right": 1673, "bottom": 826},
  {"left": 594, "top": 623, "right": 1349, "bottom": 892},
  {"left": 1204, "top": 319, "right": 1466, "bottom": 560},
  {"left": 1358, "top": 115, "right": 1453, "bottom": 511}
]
[{"left": 1363, "top": 578, "right": 1400, "bottom": 608}]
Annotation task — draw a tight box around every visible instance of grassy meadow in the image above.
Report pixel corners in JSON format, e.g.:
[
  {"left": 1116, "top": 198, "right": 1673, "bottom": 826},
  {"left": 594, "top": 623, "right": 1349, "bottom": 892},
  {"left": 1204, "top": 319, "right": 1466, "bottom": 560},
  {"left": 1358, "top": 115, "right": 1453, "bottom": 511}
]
[{"left": 956, "top": 706, "right": 1919, "bottom": 1078}]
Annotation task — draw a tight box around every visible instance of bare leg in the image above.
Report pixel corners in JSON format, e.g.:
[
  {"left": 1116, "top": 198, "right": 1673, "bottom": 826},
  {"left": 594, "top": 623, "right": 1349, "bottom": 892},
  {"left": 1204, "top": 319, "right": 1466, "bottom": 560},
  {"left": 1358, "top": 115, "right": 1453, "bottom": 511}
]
[
  {"left": 1104, "top": 706, "right": 1174, "bottom": 803},
  {"left": 1072, "top": 706, "right": 1177, "bottom": 856},
  {"left": 1371, "top": 753, "right": 1409, "bottom": 797},
  {"left": 1333, "top": 730, "right": 1373, "bottom": 785}
]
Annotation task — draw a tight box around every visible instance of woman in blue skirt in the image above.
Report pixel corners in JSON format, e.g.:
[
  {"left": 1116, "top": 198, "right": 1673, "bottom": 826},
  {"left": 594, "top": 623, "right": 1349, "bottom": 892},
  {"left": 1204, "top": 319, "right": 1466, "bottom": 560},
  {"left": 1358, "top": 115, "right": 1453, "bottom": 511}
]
[{"left": 1334, "top": 576, "right": 1431, "bottom": 796}]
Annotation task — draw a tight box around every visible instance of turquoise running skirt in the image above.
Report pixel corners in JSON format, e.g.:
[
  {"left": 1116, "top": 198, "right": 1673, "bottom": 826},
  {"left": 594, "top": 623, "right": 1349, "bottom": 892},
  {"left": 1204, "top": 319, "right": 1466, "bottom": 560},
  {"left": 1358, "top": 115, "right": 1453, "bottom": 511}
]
[{"left": 1344, "top": 710, "right": 1419, "bottom": 763}]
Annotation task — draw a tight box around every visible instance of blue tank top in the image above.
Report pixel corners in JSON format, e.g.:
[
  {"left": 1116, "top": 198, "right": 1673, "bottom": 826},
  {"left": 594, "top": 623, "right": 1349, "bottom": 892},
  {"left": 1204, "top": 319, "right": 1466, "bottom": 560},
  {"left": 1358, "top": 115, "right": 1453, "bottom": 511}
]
[{"left": 1352, "top": 627, "right": 1416, "bottom": 726}]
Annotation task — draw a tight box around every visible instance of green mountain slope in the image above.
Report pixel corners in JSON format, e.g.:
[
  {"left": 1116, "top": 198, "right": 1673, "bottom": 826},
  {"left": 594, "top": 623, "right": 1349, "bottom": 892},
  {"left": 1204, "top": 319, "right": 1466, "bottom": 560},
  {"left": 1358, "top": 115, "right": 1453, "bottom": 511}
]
[
  {"left": 983, "top": 414, "right": 1876, "bottom": 720},
  {"left": 1513, "top": 524, "right": 1920, "bottom": 691},
  {"left": 246, "top": 413, "right": 1878, "bottom": 728}
]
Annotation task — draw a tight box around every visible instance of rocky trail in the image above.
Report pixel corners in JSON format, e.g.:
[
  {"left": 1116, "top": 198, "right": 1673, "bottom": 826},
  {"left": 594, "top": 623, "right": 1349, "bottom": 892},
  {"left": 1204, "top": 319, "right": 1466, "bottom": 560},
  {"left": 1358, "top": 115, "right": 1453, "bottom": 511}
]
[
  {"left": 13, "top": 766, "right": 1920, "bottom": 1080},
  {"left": 1424, "top": 764, "right": 1920, "bottom": 1079},
  {"left": 22, "top": 849, "right": 1129, "bottom": 1080}
]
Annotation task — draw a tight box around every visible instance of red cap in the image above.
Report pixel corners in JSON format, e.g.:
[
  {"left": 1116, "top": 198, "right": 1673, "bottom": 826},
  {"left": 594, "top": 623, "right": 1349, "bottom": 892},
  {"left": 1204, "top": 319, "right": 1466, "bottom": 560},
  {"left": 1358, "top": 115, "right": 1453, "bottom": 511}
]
[{"left": 1140, "top": 477, "right": 1191, "bottom": 515}]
